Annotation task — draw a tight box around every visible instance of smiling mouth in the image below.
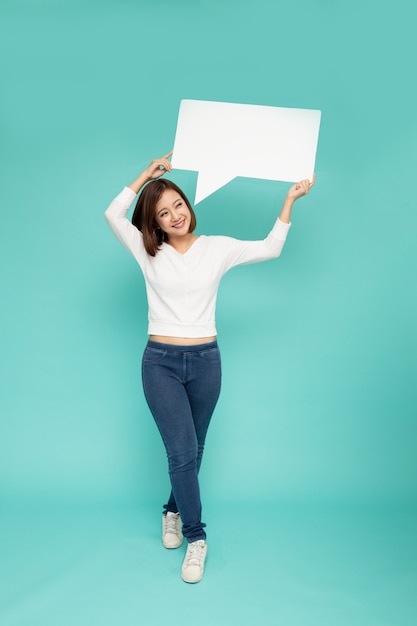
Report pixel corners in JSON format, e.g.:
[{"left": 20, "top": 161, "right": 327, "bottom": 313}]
[{"left": 172, "top": 219, "right": 186, "bottom": 229}]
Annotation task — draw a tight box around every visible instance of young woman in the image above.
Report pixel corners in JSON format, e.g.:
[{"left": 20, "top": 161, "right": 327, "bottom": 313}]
[{"left": 105, "top": 151, "right": 315, "bottom": 584}]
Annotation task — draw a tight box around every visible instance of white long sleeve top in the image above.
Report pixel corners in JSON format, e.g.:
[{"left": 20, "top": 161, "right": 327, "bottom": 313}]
[{"left": 105, "top": 186, "right": 291, "bottom": 338}]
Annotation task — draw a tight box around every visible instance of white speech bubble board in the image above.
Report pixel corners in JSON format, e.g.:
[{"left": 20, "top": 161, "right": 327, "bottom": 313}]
[{"left": 171, "top": 99, "right": 321, "bottom": 204}]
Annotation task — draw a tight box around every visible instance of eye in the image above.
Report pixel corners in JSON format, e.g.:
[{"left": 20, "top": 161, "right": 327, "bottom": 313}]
[{"left": 159, "top": 210, "right": 168, "bottom": 217}]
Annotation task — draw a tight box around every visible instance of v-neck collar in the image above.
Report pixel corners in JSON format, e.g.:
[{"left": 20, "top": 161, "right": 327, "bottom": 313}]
[{"left": 163, "top": 235, "right": 203, "bottom": 257}]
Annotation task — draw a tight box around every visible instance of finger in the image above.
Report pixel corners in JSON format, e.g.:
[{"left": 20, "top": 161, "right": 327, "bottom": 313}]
[
  {"left": 160, "top": 159, "right": 172, "bottom": 171},
  {"left": 153, "top": 158, "right": 172, "bottom": 172},
  {"left": 161, "top": 150, "right": 173, "bottom": 159},
  {"left": 149, "top": 160, "right": 169, "bottom": 178}
]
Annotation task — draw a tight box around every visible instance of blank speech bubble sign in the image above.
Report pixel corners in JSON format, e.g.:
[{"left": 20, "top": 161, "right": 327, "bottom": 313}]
[{"left": 171, "top": 99, "right": 321, "bottom": 204}]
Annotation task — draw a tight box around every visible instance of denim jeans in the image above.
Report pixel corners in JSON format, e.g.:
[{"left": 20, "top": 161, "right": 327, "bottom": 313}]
[{"left": 142, "top": 340, "right": 222, "bottom": 543}]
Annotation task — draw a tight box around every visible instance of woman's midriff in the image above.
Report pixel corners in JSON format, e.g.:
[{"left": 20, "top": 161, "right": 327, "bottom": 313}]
[{"left": 149, "top": 335, "right": 216, "bottom": 346}]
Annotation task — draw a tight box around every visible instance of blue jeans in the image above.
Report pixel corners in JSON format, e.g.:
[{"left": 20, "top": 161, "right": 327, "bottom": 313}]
[{"left": 142, "top": 340, "right": 222, "bottom": 543}]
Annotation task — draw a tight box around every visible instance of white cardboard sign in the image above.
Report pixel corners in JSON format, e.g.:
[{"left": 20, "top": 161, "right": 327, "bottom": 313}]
[{"left": 171, "top": 99, "right": 321, "bottom": 204}]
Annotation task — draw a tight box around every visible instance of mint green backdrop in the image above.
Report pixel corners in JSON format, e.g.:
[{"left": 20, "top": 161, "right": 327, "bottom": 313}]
[
  {"left": 1, "top": 0, "right": 416, "bottom": 506},
  {"left": 1, "top": 2, "right": 416, "bottom": 624}
]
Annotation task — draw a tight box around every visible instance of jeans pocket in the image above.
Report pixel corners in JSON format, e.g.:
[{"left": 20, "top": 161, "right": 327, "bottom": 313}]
[
  {"left": 199, "top": 347, "right": 221, "bottom": 363},
  {"left": 143, "top": 347, "right": 168, "bottom": 362}
]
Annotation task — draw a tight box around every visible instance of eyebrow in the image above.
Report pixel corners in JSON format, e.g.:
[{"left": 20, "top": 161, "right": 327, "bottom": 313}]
[{"left": 157, "top": 198, "right": 182, "bottom": 214}]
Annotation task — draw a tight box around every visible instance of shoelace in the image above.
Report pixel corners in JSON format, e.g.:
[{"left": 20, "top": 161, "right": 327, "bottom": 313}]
[
  {"left": 166, "top": 513, "right": 180, "bottom": 535},
  {"left": 184, "top": 540, "right": 206, "bottom": 566}
]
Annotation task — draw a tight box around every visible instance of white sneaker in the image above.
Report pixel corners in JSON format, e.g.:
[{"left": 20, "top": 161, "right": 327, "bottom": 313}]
[
  {"left": 162, "top": 512, "right": 183, "bottom": 549},
  {"left": 181, "top": 540, "right": 207, "bottom": 583}
]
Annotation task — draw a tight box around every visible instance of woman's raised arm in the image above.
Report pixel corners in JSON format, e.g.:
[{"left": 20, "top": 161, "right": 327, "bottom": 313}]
[{"left": 279, "top": 174, "right": 316, "bottom": 224}]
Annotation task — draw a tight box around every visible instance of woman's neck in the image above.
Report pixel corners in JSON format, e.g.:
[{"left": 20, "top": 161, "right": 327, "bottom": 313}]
[{"left": 166, "top": 233, "right": 199, "bottom": 255}]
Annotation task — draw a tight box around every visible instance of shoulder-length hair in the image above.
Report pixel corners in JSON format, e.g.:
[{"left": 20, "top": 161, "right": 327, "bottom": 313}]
[{"left": 132, "top": 179, "right": 197, "bottom": 256}]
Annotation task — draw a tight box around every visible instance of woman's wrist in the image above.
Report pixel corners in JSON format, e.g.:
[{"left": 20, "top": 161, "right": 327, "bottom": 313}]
[
  {"left": 279, "top": 196, "right": 295, "bottom": 224},
  {"left": 128, "top": 171, "right": 150, "bottom": 195}
]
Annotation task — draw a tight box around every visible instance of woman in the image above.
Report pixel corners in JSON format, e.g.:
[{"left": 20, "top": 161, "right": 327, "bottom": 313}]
[{"left": 105, "top": 151, "right": 315, "bottom": 583}]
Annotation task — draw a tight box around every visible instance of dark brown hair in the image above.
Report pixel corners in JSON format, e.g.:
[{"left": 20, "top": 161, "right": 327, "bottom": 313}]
[{"left": 132, "top": 179, "right": 197, "bottom": 256}]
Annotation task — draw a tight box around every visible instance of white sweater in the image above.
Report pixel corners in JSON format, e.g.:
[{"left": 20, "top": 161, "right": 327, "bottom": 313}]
[{"left": 105, "top": 187, "right": 291, "bottom": 338}]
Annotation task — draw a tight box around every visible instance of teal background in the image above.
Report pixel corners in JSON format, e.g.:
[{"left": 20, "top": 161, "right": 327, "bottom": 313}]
[{"left": 1, "top": 1, "right": 416, "bottom": 625}]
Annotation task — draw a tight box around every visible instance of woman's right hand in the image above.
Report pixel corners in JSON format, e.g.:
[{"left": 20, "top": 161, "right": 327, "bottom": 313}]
[
  {"left": 143, "top": 151, "right": 173, "bottom": 181},
  {"left": 128, "top": 151, "right": 173, "bottom": 194}
]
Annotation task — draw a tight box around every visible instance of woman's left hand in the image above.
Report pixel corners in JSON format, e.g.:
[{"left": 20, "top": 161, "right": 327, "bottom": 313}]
[{"left": 286, "top": 174, "right": 316, "bottom": 201}]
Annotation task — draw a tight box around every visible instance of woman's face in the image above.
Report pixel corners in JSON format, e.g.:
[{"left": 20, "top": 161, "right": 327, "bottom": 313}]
[{"left": 154, "top": 189, "right": 192, "bottom": 238}]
